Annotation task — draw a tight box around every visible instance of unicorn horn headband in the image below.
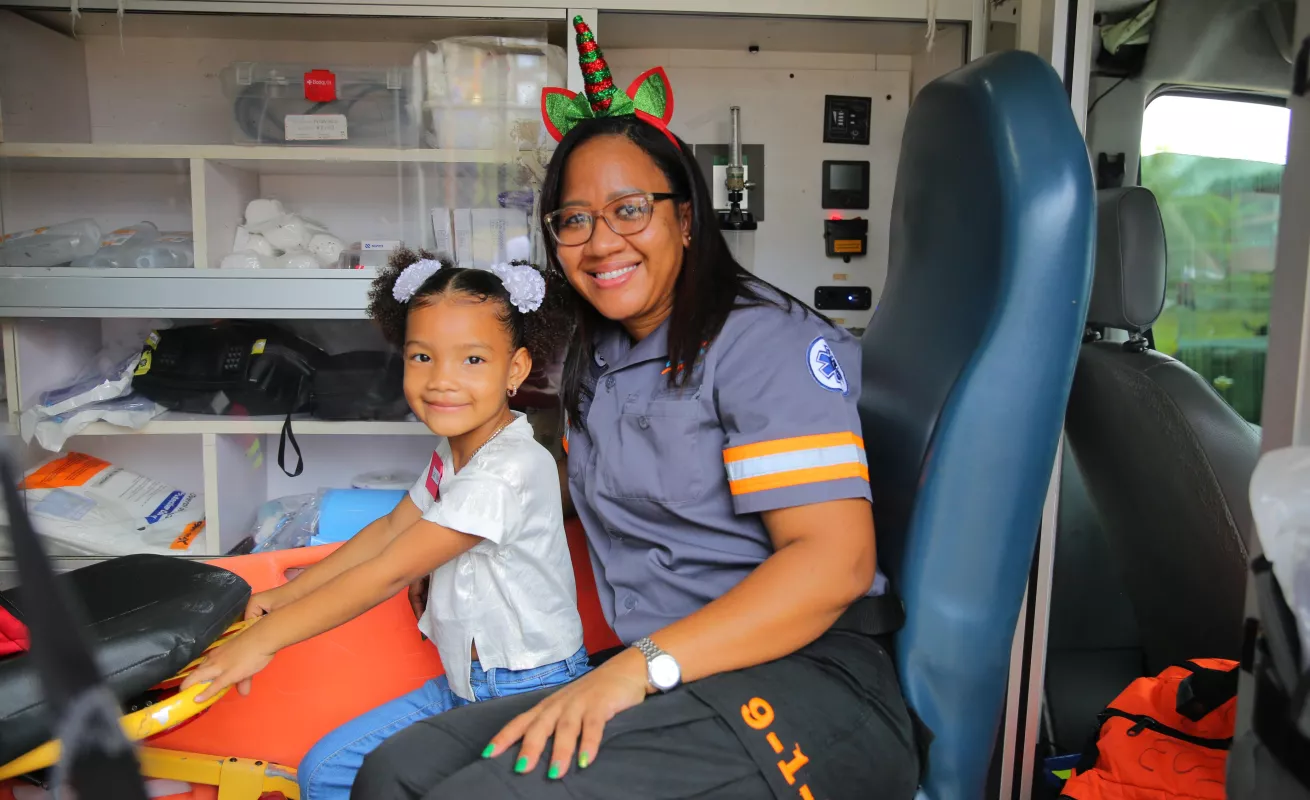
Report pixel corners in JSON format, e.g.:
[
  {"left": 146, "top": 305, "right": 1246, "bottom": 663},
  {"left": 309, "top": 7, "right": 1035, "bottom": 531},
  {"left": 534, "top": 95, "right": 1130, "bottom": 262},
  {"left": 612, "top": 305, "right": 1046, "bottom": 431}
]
[{"left": 540, "top": 16, "right": 678, "bottom": 147}]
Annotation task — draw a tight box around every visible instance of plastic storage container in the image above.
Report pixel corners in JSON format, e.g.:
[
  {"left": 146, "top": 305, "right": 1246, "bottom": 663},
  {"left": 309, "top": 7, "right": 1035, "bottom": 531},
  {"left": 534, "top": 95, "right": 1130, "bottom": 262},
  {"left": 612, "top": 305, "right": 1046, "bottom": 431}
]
[
  {"left": 70, "top": 222, "right": 159, "bottom": 268},
  {"left": 221, "top": 62, "right": 418, "bottom": 148},
  {"left": 413, "top": 37, "right": 566, "bottom": 150},
  {"left": 0, "top": 218, "right": 102, "bottom": 267},
  {"left": 134, "top": 233, "right": 196, "bottom": 268}
]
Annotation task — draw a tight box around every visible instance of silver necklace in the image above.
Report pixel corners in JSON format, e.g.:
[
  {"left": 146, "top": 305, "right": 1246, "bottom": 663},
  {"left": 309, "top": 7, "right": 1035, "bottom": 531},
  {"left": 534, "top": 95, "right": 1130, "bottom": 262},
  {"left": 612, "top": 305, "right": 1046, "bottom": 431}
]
[{"left": 458, "top": 417, "right": 512, "bottom": 472}]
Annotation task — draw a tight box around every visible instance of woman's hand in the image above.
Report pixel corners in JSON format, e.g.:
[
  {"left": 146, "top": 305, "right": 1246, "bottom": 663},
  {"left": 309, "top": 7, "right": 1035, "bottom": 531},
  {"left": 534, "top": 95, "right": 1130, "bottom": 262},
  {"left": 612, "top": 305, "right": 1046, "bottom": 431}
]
[
  {"left": 408, "top": 575, "right": 431, "bottom": 621},
  {"left": 244, "top": 587, "right": 289, "bottom": 620},
  {"left": 180, "top": 629, "right": 275, "bottom": 704},
  {"left": 486, "top": 648, "right": 648, "bottom": 780}
]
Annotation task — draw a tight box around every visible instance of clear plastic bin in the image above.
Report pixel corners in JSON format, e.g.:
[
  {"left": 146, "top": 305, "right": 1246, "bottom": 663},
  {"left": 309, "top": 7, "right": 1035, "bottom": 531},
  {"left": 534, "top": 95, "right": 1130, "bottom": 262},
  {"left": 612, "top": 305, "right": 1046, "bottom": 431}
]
[
  {"left": 413, "top": 37, "right": 566, "bottom": 151},
  {"left": 221, "top": 61, "right": 419, "bottom": 148}
]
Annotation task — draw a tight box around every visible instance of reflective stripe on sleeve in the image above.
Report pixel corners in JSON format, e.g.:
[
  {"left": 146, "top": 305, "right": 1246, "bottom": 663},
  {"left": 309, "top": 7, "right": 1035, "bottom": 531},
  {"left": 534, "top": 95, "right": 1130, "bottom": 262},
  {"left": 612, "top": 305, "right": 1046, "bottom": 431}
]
[{"left": 722, "top": 432, "right": 869, "bottom": 496}]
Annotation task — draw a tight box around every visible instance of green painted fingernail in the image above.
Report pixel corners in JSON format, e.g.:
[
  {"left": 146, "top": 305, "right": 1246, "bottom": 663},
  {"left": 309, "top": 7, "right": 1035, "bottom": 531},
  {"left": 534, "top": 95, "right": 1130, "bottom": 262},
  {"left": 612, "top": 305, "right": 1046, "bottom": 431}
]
[
  {"left": 515, "top": 756, "right": 529, "bottom": 774},
  {"left": 578, "top": 752, "right": 590, "bottom": 769},
  {"left": 481, "top": 744, "right": 495, "bottom": 759},
  {"left": 548, "top": 763, "right": 561, "bottom": 780}
]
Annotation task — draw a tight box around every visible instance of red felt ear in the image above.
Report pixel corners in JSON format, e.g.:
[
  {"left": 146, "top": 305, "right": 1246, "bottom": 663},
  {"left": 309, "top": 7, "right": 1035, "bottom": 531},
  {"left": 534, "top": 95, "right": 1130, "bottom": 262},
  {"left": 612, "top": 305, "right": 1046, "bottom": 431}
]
[
  {"left": 541, "top": 87, "right": 580, "bottom": 143},
  {"left": 634, "top": 110, "right": 681, "bottom": 150},
  {"left": 625, "top": 66, "right": 674, "bottom": 124}
]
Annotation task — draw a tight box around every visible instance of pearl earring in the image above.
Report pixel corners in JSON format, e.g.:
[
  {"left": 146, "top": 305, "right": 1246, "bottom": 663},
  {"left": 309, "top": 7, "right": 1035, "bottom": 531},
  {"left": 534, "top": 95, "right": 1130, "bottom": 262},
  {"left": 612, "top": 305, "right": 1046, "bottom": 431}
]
[{"left": 508, "top": 386, "right": 519, "bottom": 398}]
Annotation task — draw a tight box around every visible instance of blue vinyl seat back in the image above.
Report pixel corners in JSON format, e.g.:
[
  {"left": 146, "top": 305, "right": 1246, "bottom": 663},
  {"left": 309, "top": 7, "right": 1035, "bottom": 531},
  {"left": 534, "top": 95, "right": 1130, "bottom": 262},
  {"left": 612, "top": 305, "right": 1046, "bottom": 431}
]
[{"left": 859, "top": 50, "right": 1095, "bottom": 799}]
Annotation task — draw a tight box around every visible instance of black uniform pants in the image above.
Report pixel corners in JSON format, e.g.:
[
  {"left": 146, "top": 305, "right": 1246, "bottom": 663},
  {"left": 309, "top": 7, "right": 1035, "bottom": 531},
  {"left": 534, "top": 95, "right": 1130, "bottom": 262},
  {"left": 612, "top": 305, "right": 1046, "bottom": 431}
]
[{"left": 350, "top": 630, "right": 919, "bottom": 800}]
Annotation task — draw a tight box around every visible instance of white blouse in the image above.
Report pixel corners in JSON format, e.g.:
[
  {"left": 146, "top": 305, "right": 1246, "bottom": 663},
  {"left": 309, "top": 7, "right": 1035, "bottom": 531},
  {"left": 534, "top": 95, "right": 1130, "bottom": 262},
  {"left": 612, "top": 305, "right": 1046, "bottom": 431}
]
[{"left": 408, "top": 412, "right": 584, "bottom": 701}]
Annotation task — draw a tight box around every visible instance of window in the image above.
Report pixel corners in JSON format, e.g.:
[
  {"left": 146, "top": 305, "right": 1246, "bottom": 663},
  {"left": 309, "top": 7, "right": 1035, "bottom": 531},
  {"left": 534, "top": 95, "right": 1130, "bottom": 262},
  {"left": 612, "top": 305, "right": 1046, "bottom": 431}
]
[{"left": 1140, "top": 93, "right": 1290, "bottom": 424}]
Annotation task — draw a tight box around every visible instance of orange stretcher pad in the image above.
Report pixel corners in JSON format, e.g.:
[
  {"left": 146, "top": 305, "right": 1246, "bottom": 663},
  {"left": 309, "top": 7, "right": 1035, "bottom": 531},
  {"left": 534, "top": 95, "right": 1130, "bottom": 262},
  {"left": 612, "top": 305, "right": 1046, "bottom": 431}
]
[{"left": 1, "top": 519, "right": 620, "bottom": 799}]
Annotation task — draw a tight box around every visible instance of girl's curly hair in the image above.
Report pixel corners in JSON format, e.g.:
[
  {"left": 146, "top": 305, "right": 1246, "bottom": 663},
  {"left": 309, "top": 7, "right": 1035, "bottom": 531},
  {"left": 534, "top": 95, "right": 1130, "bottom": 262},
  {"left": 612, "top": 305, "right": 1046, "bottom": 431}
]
[{"left": 368, "top": 247, "right": 575, "bottom": 366}]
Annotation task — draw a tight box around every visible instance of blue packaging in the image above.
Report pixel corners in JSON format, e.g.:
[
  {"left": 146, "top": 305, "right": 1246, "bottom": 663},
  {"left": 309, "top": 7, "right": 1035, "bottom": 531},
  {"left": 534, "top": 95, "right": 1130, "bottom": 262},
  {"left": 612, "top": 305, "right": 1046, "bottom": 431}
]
[{"left": 312, "top": 488, "right": 407, "bottom": 545}]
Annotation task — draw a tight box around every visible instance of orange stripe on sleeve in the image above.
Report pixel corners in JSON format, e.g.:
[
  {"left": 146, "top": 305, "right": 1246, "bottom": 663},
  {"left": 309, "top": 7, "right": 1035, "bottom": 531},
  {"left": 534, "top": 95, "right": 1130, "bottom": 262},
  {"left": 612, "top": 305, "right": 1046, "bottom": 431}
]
[
  {"left": 728, "top": 463, "right": 870, "bottom": 496},
  {"left": 723, "top": 432, "right": 865, "bottom": 464}
]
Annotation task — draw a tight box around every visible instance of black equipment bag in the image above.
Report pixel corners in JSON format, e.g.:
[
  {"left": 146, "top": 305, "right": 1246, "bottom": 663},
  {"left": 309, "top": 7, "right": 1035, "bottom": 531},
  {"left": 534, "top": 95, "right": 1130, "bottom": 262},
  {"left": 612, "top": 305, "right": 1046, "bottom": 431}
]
[
  {"left": 133, "top": 322, "right": 325, "bottom": 477},
  {"left": 312, "top": 351, "right": 408, "bottom": 421}
]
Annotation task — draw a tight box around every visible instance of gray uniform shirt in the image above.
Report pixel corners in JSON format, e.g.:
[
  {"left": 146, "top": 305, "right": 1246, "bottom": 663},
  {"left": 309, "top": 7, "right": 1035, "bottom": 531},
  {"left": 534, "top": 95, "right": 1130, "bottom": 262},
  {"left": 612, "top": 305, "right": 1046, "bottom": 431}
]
[{"left": 565, "top": 293, "right": 888, "bottom": 645}]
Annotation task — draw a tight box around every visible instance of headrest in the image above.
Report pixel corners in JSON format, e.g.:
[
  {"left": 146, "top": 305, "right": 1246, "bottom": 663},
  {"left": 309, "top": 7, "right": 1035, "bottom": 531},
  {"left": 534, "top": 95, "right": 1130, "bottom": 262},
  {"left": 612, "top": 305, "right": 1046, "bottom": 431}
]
[{"left": 1087, "top": 187, "right": 1167, "bottom": 332}]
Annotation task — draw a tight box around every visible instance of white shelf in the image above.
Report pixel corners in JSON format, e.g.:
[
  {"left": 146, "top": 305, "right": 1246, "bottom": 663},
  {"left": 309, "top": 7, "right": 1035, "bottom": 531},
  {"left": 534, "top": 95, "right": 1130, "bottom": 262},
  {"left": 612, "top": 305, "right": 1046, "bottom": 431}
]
[
  {"left": 0, "top": 143, "right": 511, "bottom": 174},
  {"left": 71, "top": 412, "right": 430, "bottom": 437},
  {"left": 0, "top": 267, "right": 379, "bottom": 318}
]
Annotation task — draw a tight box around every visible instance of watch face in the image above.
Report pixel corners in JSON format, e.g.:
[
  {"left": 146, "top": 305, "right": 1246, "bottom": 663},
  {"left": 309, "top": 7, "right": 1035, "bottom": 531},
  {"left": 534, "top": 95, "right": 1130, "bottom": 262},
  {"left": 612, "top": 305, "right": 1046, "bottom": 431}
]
[{"left": 648, "top": 653, "right": 681, "bottom": 690}]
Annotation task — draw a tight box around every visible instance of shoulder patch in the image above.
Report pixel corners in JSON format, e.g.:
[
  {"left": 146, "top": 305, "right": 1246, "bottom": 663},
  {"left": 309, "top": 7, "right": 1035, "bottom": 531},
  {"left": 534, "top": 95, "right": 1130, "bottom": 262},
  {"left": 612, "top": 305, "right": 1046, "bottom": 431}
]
[{"left": 807, "top": 336, "right": 849, "bottom": 395}]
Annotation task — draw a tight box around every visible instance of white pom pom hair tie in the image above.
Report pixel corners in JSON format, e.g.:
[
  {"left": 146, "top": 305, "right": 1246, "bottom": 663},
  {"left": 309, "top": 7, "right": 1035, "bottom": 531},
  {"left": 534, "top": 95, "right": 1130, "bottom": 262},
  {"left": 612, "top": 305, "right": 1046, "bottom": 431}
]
[
  {"left": 392, "top": 258, "right": 547, "bottom": 313},
  {"left": 392, "top": 259, "right": 444, "bottom": 303},
  {"left": 488, "top": 262, "right": 547, "bottom": 313}
]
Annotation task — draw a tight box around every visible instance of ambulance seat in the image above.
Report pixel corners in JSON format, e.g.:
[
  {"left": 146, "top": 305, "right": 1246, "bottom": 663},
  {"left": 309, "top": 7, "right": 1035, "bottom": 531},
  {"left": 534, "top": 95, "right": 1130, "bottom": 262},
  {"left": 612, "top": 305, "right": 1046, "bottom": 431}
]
[
  {"left": 859, "top": 50, "right": 1094, "bottom": 799},
  {"left": 1064, "top": 186, "right": 1258, "bottom": 671},
  {"left": 0, "top": 555, "right": 250, "bottom": 765}
]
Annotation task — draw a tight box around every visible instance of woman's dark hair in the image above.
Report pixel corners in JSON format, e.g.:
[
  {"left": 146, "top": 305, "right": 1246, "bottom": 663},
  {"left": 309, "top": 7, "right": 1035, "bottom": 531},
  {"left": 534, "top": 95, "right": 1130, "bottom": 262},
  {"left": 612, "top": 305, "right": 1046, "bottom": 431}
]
[
  {"left": 540, "top": 115, "right": 812, "bottom": 424},
  {"left": 368, "top": 247, "right": 575, "bottom": 367}
]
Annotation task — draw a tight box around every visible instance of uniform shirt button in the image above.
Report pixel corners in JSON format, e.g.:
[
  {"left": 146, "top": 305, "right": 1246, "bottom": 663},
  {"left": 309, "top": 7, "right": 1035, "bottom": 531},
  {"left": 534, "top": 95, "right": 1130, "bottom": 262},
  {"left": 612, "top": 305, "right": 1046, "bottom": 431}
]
[
  {"left": 605, "top": 376, "right": 616, "bottom": 390},
  {"left": 638, "top": 416, "right": 651, "bottom": 430},
  {"left": 624, "top": 596, "right": 638, "bottom": 610}
]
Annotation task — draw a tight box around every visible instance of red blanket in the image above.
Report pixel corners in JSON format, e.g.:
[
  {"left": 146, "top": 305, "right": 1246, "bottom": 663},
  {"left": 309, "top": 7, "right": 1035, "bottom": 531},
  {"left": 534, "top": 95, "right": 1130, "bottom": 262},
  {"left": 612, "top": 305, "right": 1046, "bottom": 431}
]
[{"left": 0, "top": 604, "right": 28, "bottom": 657}]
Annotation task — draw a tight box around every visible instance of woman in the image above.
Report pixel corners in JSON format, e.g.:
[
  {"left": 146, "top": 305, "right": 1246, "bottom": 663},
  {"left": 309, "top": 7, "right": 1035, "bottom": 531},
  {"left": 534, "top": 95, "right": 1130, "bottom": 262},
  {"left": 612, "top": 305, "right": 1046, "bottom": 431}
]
[{"left": 351, "top": 21, "right": 920, "bottom": 800}]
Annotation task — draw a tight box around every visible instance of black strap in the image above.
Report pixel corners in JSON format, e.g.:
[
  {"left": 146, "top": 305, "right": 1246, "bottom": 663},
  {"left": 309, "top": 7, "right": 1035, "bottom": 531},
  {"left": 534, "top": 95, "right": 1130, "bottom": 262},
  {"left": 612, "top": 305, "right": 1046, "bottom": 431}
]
[
  {"left": 277, "top": 378, "right": 308, "bottom": 478},
  {"left": 829, "top": 592, "right": 906, "bottom": 637},
  {"left": 0, "top": 449, "right": 149, "bottom": 799},
  {"left": 278, "top": 409, "right": 303, "bottom": 478},
  {"left": 1174, "top": 660, "right": 1240, "bottom": 722},
  {"left": 1252, "top": 665, "right": 1310, "bottom": 790}
]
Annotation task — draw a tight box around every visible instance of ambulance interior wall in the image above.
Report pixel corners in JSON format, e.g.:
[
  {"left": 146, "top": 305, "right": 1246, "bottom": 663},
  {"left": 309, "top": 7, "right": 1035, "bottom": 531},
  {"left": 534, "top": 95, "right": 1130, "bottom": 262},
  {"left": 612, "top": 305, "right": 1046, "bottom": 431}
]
[{"left": 608, "top": 29, "right": 965, "bottom": 329}]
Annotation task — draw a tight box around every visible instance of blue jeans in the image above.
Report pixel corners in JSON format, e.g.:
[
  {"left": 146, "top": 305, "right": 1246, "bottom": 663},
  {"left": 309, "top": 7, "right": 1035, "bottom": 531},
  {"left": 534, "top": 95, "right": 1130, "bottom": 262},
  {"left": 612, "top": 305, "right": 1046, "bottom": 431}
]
[{"left": 299, "top": 646, "right": 590, "bottom": 800}]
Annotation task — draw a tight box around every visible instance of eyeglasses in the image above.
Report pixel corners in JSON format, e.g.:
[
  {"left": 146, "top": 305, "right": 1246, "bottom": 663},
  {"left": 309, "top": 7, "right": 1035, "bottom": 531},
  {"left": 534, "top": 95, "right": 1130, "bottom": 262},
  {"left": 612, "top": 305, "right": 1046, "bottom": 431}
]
[{"left": 544, "top": 192, "right": 680, "bottom": 246}]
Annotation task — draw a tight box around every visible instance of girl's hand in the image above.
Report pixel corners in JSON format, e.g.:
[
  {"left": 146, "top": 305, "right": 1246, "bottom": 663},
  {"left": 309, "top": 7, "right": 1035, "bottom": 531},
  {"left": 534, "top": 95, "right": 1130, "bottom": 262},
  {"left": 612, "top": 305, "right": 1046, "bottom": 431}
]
[
  {"left": 408, "top": 575, "right": 431, "bottom": 621},
  {"left": 485, "top": 648, "right": 648, "bottom": 780},
  {"left": 180, "top": 630, "right": 275, "bottom": 703},
  {"left": 244, "top": 588, "right": 286, "bottom": 620}
]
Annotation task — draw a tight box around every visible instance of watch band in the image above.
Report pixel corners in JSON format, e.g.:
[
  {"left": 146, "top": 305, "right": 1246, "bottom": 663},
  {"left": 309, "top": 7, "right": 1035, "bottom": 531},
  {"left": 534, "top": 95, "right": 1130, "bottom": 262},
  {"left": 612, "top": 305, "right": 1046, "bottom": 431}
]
[{"left": 633, "top": 637, "right": 664, "bottom": 661}]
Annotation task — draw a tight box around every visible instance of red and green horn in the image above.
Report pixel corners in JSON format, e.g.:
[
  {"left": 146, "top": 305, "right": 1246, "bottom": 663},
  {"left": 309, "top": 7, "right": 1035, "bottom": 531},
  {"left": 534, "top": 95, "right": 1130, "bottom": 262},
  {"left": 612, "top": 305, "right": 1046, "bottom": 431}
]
[
  {"left": 574, "top": 16, "right": 618, "bottom": 113},
  {"left": 540, "top": 17, "right": 678, "bottom": 146}
]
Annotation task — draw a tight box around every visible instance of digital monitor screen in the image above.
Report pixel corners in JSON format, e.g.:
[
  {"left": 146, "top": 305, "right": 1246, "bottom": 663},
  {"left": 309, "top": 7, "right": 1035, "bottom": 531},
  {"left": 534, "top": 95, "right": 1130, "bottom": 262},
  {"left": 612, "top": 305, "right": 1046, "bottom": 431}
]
[{"left": 829, "top": 163, "right": 863, "bottom": 191}]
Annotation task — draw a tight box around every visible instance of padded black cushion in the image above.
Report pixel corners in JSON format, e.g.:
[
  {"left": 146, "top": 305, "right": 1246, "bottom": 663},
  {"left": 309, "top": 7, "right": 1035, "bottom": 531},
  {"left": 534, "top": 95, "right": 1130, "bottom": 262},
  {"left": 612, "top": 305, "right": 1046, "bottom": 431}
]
[
  {"left": 0, "top": 555, "right": 250, "bottom": 764},
  {"left": 1066, "top": 344, "right": 1257, "bottom": 671}
]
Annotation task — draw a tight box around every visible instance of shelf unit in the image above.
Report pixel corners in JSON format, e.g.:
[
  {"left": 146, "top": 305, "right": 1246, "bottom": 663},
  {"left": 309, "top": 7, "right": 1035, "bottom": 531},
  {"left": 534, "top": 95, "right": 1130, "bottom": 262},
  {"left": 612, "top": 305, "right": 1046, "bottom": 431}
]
[
  {"left": 0, "top": 1, "right": 964, "bottom": 562},
  {"left": 46, "top": 413, "right": 431, "bottom": 438}
]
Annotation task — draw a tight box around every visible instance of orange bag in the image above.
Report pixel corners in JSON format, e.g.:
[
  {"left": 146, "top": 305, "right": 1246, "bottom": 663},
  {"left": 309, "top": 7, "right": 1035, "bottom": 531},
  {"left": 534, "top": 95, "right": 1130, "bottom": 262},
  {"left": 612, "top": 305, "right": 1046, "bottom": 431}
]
[{"left": 1062, "top": 659, "right": 1238, "bottom": 800}]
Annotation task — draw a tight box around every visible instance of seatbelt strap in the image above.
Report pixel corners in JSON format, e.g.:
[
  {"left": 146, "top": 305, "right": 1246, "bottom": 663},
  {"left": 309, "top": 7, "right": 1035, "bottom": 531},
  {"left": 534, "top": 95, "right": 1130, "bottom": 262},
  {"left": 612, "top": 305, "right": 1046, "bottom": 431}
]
[
  {"left": 0, "top": 449, "right": 148, "bottom": 799},
  {"left": 829, "top": 593, "right": 906, "bottom": 637}
]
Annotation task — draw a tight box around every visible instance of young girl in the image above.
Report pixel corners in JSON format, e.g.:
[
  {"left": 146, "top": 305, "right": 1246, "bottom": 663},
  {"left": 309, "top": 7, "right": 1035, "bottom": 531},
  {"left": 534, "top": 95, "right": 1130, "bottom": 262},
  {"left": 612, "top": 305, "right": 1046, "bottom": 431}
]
[{"left": 181, "top": 249, "right": 586, "bottom": 799}]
